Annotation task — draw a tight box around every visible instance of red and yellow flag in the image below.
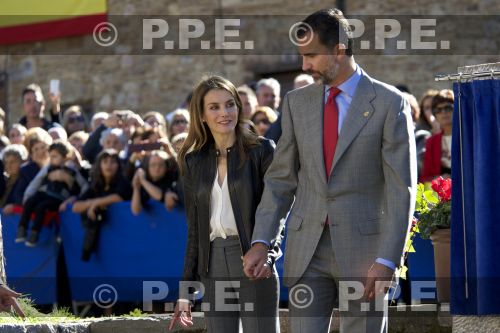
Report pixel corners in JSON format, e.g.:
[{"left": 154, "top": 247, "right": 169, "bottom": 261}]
[{"left": 0, "top": 0, "right": 107, "bottom": 45}]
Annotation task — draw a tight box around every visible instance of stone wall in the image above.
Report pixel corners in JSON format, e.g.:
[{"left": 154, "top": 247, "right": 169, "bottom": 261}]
[{"left": 0, "top": 0, "right": 498, "bottom": 123}]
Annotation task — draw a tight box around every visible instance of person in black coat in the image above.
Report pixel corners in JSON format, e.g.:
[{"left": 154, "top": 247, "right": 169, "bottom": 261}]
[{"left": 169, "top": 75, "right": 281, "bottom": 333}]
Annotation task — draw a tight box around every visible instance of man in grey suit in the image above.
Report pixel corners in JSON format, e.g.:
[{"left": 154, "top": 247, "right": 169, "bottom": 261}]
[{"left": 243, "top": 9, "right": 416, "bottom": 333}]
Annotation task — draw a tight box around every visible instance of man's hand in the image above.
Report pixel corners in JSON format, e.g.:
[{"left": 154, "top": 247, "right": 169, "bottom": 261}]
[
  {"left": 0, "top": 284, "right": 25, "bottom": 318},
  {"left": 242, "top": 243, "right": 269, "bottom": 280},
  {"left": 48, "top": 92, "right": 61, "bottom": 115},
  {"left": 363, "top": 262, "right": 395, "bottom": 301}
]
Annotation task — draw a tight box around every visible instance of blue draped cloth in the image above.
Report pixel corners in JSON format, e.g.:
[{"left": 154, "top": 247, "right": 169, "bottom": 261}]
[{"left": 451, "top": 78, "right": 500, "bottom": 314}]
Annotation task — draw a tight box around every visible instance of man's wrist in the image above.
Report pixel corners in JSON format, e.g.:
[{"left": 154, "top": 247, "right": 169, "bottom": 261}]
[{"left": 251, "top": 240, "right": 270, "bottom": 248}]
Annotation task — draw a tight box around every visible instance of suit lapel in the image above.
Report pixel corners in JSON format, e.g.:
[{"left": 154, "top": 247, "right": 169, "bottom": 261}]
[
  {"left": 330, "top": 73, "right": 376, "bottom": 173},
  {"left": 305, "top": 84, "right": 328, "bottom": 185}
]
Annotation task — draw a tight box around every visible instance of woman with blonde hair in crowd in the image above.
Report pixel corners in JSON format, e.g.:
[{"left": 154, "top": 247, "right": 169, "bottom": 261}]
[
  {"left": 8, "top": 124, "right": 27, "bottom": 145},
  {"left": 62, "top": 105, "right": 86, "bottom": 136},
  {"left": 169, "top": 75, "right": 281, "bottom": 333},
  {"left": 2, "top": 127, "right": 52, "bottom": 214},
  {"left": 250, "top": 106, "right": 278, "bottom": 136},
  {"left": 167, "top": 109, "right": 190, "bottom": 141}
]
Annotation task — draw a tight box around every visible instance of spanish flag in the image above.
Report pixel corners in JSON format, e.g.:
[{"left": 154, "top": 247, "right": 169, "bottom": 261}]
[{"left": 0, "top": 0, "right": 107, "bottom": 45}]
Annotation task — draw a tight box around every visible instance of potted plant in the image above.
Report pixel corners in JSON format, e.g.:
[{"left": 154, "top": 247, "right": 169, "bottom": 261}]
[{"left": 414, "top": 177, "right": 452, "bottom": 303}]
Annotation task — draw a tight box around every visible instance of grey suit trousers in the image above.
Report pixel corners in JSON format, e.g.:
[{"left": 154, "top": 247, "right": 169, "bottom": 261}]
[
  {"left": 289, "top": 226, "right": 386, "bottom": 333},
  {"left": 201, "top": 236, "right": 280, "bottom": 333}
]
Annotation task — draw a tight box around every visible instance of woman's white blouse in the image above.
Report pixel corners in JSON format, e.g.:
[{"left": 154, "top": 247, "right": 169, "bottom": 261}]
[{"left": 209, "top": 169, "right": 239, "bottom": 241}]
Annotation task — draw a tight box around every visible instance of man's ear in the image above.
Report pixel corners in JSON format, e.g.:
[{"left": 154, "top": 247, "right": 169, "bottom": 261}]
[{"left": 334, "top": 43, "right": 347, "bottom": 57}]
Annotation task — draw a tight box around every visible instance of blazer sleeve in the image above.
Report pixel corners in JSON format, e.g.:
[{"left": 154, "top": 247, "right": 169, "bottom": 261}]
[
  {"left": 379, "top": 94, "right": 417, "bottom": 266},
  {"left": 258, "top": 139, "right": 285, "bottom": 266},
  {"left": 180, "top": 155, "right": 199, "bottom": 285},
  {"left": 253, "top": 93, "right": 299, "bottom": 244}
]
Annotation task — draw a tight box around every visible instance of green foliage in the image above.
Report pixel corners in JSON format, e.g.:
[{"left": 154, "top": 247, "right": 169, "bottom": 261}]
[
  {"left": 415, "top": 182, "right": 451, "bottom": 239},
  {"left": 0, "top": 296, "right": 77, "bottom": 323},
  {"left": 127, "top": 308, "right": 145, "bottom": 317}
]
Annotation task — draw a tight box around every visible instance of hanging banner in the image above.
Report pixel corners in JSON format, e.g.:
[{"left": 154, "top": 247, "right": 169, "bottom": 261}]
[{"left": 0, "top": 0, "right": 107, "bottom": 45}]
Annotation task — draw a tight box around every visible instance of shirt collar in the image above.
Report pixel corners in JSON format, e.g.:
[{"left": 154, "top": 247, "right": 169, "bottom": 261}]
[{"left": 326, "top": 65, "right": 362, "bottom": 97}]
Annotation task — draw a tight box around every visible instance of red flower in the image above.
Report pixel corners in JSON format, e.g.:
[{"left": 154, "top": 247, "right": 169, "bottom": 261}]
[{"left": 431, "top": 177, "right": 452, "bottom": 202}]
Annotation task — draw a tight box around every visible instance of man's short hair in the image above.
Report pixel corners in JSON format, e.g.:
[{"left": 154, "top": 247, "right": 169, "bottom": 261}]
[
  {"left": 298, "top": 8, "right": 353, "bottom": 56},
  {"left": 49, "top": 139, "right": 72, "bottom": 158},
  {"left": 256, "top": 78, "right": 280, "bottom": 96},
  {"left": 22, "top": 83, "right": 45, "bottom": 103}
]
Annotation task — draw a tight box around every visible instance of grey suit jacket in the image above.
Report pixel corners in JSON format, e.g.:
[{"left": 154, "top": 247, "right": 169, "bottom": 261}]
[{"left": 253, "top": 70, "right": 417, "bottom": 286}]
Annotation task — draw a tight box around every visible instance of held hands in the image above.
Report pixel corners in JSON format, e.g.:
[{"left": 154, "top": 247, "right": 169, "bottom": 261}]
[
  {"left": 169, "top": 300, "right": 193, "bottom": 331},
  {"left": 242, "top": 243, "right": 272, "bottom": 280},
  {"left": 363, "top": 262, "right": 395, "bottom": 301}
]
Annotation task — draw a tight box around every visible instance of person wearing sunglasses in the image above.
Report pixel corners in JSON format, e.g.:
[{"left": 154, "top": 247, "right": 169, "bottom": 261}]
[
  {"left": 168, "top": 109, "right": 190, "bottom": 141},
  {"left": 62, "top": 105, "right": 86, "bottom": 135},
  {"left": 420, "top": 89, "right": 454, "bottom": 182},
  {"left": 250, "top": 106, "right": 278, "bottom": 136}
]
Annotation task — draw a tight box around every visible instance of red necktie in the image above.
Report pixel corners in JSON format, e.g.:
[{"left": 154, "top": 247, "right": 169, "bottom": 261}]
[{"left": 323, "top": 87, "right": 341, "bottom": 178}]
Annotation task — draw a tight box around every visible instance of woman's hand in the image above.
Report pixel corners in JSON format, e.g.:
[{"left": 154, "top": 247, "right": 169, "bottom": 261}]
[
  {"left": 168, "top": 300, "right": 193, "bottom": 331},
  {"left": 132, "top": 170, "right": 142, "bottom": 189},
  {"left": 164, "top": 191, "right": 178, "bottom": 212},
  {"left": 158, "top": 137, "right": 176, "bottom": 157},
  {"left": 136, "top": 168, "right": 146, "bottom": 182},
  {"left": 87, "top": 200, "right": 100, "bottom": 221}
]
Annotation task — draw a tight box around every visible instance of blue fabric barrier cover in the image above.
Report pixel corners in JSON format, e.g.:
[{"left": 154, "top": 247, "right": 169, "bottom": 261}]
[
  {"left": 451, "top": 79, "right": 500, "bottom": 315},
  {"left": 1, "top": 213, "right": 58, "bottom": 304},
  {"left": 1, "top": 201, "right": 287, "bottom": 305},
  {"left": 59, "top": 201, "right": 187, "bottom": 303}
]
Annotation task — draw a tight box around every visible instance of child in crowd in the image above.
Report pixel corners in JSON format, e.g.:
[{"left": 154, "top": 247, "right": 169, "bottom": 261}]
[
  {"left": 16, "top": 140, "right": 88, "bottom": 246},
  {"left": 72, "top": 149, "right": 132, "bottom": 261},
  {"left": 131, "top": 150, "right": 178, "bottom": 215}
]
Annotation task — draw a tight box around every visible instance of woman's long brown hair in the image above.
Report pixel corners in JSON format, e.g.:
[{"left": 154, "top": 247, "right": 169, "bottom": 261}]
[{"left": 177, "top": 75, "right": 259, "bottom": 174}]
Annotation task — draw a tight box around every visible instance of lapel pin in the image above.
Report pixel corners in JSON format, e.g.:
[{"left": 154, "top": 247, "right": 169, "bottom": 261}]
[{"left": 363, "top": 111, "right": 370, "bottom": 117}]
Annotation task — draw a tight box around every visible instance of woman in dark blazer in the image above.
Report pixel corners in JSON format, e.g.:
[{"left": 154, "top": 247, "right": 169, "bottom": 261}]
[{"left": 169, "top": 75, "right": 281, "bottom": 333}]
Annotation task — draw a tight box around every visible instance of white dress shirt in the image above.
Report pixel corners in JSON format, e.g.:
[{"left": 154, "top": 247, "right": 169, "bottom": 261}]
[{"left": 209, "top": 169, "right": 239, "bottom": 241}]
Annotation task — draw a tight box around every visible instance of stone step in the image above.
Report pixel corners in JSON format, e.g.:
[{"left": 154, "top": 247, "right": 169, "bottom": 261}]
[{"left": 0, "top": 305, "right": 452, "bottom": 333}]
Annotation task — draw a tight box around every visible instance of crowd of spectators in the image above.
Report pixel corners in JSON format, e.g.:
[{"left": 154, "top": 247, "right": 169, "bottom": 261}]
[{"left": 0, "top": 76, "right": 453, "bottom": 258}]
